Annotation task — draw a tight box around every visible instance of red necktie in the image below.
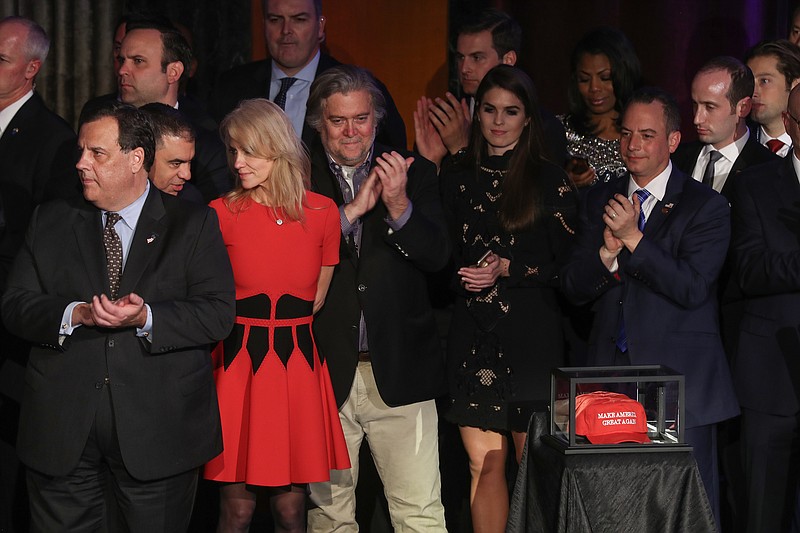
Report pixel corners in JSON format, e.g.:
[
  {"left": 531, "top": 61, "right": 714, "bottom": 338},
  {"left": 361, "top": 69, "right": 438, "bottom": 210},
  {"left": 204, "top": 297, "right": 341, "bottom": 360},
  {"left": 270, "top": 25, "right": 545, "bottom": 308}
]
[{"left": 767, "top": 139, "right": 785, "bottom": 154}]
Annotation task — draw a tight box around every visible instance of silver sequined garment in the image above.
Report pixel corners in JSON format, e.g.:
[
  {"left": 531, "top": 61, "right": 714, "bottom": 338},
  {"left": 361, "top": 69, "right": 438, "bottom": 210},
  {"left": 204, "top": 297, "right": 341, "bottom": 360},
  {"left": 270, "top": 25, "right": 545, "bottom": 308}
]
[{"left": 558, "top": 114, "right": 627, "bottom": 183}]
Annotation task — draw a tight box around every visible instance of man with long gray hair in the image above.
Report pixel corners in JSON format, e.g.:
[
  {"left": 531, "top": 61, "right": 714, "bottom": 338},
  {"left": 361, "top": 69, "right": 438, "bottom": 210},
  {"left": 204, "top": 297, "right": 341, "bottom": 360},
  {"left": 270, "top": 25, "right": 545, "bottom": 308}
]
[{"left": 305, "top": 64, "right": 449, "bottom": 532}]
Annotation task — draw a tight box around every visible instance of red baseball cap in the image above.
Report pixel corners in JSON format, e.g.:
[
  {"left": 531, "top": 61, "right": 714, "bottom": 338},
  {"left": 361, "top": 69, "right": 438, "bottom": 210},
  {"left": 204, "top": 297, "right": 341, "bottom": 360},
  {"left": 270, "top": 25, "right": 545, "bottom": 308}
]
[{"left": 574, "top": 391, "right": 650, "bottom": 445}]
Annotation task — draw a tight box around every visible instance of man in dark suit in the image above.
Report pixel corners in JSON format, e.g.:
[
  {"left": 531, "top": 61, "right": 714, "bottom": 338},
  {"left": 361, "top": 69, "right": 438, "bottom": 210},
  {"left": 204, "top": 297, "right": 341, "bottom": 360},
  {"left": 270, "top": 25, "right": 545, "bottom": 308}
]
[
  {"left": 730, "top": 84, "right": 800, "bottom": 533},
  {"left": 210, "top": 0, "right": 407, "bottom": 150},
  {"left": 1, "top": 101, "right": 235, "bottom": 531},
  {"left": 673, "top": 56, "right": 777, "bottom": 198},
  {"left": 745, "top": 40, "right": 800, "bottom": 158},
  {"left": 140, "top": 102, "right": 204, "bottom": 203},
  {"left": 303, "top": 65, "right": 449, "bottom": 532},
  {"left": 0, "top": 16, "right": 78, "bottom": 532},
  {"left": 562, "top": 87, "right": 739, "bottom": 524},
  {"left": 414, "top": 8, "right": 567, "bottom": 171},
  {"left": 84, "top": 19, "right": 231, "bottom": 202}
]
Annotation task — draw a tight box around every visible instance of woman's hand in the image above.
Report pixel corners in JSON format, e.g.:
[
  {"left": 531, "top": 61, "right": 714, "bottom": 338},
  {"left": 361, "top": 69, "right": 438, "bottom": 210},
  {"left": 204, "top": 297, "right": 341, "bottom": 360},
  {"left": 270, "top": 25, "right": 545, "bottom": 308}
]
[
  {"left": 458, "top": 253, "right": 507, "bottom": 292},
  {"left": 566, "top": 157, "right": 596, "bottom": 188}
]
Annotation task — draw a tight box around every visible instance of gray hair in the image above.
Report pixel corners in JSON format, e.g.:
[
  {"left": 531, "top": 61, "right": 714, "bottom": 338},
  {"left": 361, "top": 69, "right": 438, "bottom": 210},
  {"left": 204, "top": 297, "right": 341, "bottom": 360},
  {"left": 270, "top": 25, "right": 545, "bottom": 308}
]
[
  {"left": 306, "top": 65, "right": 386, "bottom": 133},
  {"left": 1, "top": 16, "right": 50, "bottom": 62}
]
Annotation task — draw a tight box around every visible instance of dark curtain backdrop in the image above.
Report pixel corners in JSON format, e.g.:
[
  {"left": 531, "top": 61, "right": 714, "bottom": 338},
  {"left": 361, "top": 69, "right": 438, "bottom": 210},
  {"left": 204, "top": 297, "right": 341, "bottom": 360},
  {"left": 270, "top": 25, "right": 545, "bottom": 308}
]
[
  {"left": 2, "top": 0, "right": 795, "bottom": 135},
  {"left": 1, "top": 0, "right": 249, "bottom": 128},
  {"left": 451, "top": 0, "right": 793, "bottom": 140}
]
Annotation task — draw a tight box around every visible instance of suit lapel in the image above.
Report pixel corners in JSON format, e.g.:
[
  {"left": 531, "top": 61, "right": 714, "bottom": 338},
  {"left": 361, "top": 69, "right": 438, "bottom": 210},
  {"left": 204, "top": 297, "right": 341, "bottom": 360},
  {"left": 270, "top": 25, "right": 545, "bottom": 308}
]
[
  {"left": 118, "top": 188, "right": 167, "bottom": 296},
  {"left": 643, "top": 169, "right": 684, "bottom": 238},
  {"left": 773, "top": 158, "right": 800, "bottom": 209},
  {"left": 73, "top": 203, "right": 109, "bottom": 297},
  {"left": 309, "top": 143, "right": 358, "bottom": 265}
]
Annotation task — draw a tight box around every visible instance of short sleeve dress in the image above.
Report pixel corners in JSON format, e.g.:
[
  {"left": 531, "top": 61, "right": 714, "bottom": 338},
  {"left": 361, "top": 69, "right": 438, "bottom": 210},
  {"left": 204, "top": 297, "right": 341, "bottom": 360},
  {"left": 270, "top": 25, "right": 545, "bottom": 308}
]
[
  {"left": 203, "top": 192, "right": 350, "bottom": 487},
  {"left": 558, "top": 114, "right": 627, "bottom": 184}
]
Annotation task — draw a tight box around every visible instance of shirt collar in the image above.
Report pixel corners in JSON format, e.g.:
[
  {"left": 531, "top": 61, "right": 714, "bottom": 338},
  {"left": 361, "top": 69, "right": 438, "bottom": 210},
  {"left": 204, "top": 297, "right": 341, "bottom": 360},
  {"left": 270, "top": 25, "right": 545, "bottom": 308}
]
[
  {"left": 704, "top": 127, "right": 750, "bottom": 162},
  {"left": 103, "top": 181, "right": 150, "bottom": 230},
  {"left": 0, "top": 89, "right": 34, "bottom": 136},
  {"left": 628, "top": 161, "right": 672, "bottom": 202},
  {"left": 326, "top": 145, "right": 374, "bottom": 175},
  {"left": 271, "top": 50, "right": 321, "bottom": 83}
]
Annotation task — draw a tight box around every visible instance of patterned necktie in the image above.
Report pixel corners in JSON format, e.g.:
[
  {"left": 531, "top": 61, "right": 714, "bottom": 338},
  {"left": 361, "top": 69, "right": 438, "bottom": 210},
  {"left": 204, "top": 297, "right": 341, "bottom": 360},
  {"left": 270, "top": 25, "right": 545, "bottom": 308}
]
[
  {"left": 273, "top": 77, "right": 297, "bottom": 110},
  {"left": 616, "top": 189, "right": 652, "bottom": 353},
  {"left": 702, "top": 150, "right": 722, "bottom": 188},
  {"left": 766, "top": 139, "right": 785, "bottom": 154},
  {"left": 635, "top": 189, "right": 651, "bottom": 232},
  {"left": 103, "top": 212, "right": 123, "bottom": 299}
]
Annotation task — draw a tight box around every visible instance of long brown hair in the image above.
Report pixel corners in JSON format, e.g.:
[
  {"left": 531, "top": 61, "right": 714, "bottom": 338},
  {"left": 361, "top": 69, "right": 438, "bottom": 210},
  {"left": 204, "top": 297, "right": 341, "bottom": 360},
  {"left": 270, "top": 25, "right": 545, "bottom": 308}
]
[{"left": 469, "top": 65, "right": 547, "bottom": 233}]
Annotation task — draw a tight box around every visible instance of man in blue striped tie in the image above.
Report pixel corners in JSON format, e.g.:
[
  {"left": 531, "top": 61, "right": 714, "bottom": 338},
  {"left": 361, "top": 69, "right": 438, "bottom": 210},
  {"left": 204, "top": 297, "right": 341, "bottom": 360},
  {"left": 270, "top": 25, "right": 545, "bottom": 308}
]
[{"left": 562, "top": 86, "right": 739, "bottom": 529}]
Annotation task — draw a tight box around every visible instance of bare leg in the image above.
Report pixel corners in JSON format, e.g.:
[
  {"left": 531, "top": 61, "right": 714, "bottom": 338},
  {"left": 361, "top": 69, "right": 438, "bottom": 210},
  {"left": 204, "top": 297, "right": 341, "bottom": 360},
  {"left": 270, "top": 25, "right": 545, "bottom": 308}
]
[
  {"left": 268, "top": 484, "right": 307, "bottom": 533},
  {"left": 217, "top": 482, "right": 256, "bottom": 533},
  {"left": 460, "top": 425, "right": 509, "bottom": 533}
]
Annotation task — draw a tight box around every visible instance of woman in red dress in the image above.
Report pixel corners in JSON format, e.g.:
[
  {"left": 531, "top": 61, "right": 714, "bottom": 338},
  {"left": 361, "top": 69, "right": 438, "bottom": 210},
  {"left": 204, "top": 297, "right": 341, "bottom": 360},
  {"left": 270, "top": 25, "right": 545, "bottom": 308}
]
[{"left": 204, "top": 99, "right": 349, "bottom": 532}]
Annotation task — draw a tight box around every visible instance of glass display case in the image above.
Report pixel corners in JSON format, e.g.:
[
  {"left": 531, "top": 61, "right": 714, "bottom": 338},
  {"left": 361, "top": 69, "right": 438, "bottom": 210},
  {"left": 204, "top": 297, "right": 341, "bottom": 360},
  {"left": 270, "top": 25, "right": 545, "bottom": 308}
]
[{"left": 544, "top": 365, "right": 691, "bottom": 454}]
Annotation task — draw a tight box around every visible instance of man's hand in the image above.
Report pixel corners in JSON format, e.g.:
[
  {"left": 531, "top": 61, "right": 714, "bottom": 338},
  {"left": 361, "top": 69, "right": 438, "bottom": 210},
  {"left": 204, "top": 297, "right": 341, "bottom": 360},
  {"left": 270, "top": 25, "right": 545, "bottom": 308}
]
[
  {"left": 413, "top": 97, "right": 447, "bottom": 170},
  {"left": 429, "top": 92, "right": 471, "bottom": 154},
  {"left": 71, "top": 302, "right": 96, "bottom": 327},
  {"left": 603, "top": 193, "right": 644, "bottom": 252},
  {"left": 374, "top": 151, "right": 412, "bottom": 221},
  {"left": 343, "top": 170, "right": 383, "bottom": 223},
  {"left": 90, "top": 292, "right": 147, "bottom": 329},
  {"left": 599, "top": 225, "right": 624, "bottom": 270}
]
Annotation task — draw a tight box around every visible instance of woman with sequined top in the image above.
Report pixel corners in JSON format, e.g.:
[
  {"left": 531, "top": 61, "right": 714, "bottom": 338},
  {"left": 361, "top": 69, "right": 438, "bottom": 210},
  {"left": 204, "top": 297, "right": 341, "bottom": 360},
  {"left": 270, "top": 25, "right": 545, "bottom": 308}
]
[
  {"left": 559, "top": 27, "right": 641, "bottom": 188},
  {"left": 440, "top": 65, "right": 578, "bottom": 533}
]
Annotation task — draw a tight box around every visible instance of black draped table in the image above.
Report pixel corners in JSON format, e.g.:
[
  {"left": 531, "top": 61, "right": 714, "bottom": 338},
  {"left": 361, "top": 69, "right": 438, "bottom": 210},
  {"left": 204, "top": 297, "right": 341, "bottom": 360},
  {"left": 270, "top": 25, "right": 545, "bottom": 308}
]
[{"left": 506, "top": 413, "right": 717, "bottom": 533}]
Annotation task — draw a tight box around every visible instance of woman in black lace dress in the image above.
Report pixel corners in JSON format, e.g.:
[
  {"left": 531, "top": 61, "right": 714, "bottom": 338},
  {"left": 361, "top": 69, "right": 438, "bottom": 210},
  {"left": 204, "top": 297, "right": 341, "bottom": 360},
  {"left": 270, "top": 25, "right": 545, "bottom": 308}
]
[{"left": 441, "top": 65, "right": 578, "bottom": 533}]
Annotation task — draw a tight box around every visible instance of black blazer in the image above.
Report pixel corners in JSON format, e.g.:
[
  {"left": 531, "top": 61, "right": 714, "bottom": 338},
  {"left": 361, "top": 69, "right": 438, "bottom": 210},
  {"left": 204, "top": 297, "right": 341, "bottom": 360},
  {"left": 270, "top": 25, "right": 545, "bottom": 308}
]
[
  {"left": 1, "top": 187, "right": 236, "bottom": 479},
  {"left": 309, "top": 140, "right": 451, "bottom": 407},
  {"left": 731, "top": 157, "right": 800, "bottom": 415},
  {"left": 0, "top": 92, "right": 77, "bottom": 290},
  {"left": 671, "top": 135, "right": 777, "bottom": 200},
  {"left": 562, "top": 169, "right": 739, "bottom": 428},
  {"left": 210, "top": 53, "right": 408, "bottom": 150}
]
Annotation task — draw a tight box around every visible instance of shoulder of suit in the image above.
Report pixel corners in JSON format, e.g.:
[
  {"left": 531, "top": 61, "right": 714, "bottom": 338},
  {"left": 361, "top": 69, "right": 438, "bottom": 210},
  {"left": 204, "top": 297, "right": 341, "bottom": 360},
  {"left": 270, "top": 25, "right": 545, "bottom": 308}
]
[{"left": 13, "top": 93, "right": 74, "bottom": 136}]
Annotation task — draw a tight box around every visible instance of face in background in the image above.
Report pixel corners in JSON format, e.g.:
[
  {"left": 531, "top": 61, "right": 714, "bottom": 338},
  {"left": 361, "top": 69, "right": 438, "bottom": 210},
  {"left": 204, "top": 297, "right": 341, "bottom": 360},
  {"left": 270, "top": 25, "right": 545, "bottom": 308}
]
[
  {"left": 0, "top": 21, "right": 40, "bottom": 108},
  {"left": 456, "top": 30, "right": 516, "bottom": 97},
  {"left": 118, "top": 28, "right": 183, "bottom": 107},
  {"left": 150, "top": 134, "right": 194, "bottom": 195},
  {"left": 477, "top": 87, "right": 529, "bottom": 156},
  {"left": 784, "top": 86, "right": 800, "bottom": 157},
  {"left": 620, "top": 101, "right": 680, "bottom": 186},
  {"left": 790, "top": 11, "right": 800, "bottom": 45},
  {"left": 112, "top": 21, "right": 126, "bottom": 74},
  {"left": 77, "top": 116, "right": 146, "bottom": 211},
  {"left": 748, "top": 54, "right": 797, "bottom": 133},
  {"left": 264, "top": 0, "right": 325, "bottom": 76},
  {"left": 228, "top": 140, "right": 275, "bottom": 191},
  {"left": 691, "top": 69, "right": 746, "bottom": 149},
  {"left": 319, "top": 89, "right": 377, "bottom": 166},
  {"left": 576, "top": 52, "right": 616, "bottom": 117}
]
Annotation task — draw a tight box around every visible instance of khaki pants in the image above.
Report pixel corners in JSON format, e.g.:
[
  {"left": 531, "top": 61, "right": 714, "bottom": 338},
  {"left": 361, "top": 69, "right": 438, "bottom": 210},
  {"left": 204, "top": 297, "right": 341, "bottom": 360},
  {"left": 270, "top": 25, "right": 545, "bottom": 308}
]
[{"left": 308, "top": 361, "right": 447, "bottom": 532}]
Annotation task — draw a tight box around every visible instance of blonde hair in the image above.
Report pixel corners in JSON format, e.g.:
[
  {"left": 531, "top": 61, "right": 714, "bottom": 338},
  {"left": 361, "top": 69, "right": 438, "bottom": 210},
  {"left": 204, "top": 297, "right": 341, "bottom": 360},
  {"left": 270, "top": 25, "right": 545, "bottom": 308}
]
[{"left": 220, "top": 98, "right": 310, "bottom": 221}]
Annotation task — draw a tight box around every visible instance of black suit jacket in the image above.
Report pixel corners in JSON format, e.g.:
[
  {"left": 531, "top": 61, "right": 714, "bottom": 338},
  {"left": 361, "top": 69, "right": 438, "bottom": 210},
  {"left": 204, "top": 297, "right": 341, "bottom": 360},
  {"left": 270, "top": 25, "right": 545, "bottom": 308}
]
[
  {"left": 672, "top": 135, "right": 777, "bottom": 199},
  {"left": 731, "top": 157, "right": 800, "bottom": 415},
  {"left": 81, "top": 94, "right": 232, "bottom": 203},
  {"left": 1, "top": 187, "right": 236, "bottom": 479},
  {"left": 309, "top": 140, "right": 450, "bottom": 407},
  {"left": 0, "top": 92, "right": 77, "bottom": 290},
  {"left": 210, "top": 53, "right": 408, "bottom": 150},
  {"left": 562, "top": 169, "right": 739, "bottom": 428}
]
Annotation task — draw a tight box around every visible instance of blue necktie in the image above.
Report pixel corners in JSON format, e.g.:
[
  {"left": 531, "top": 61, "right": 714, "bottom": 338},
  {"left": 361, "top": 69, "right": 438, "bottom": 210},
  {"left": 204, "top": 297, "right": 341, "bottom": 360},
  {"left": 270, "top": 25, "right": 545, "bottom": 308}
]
[
  {"left": 635, "top": 189, "right": 651, "bottom": 232},
  {"left": 616, "top": 188, "right": 651, "bottom": 353}
]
